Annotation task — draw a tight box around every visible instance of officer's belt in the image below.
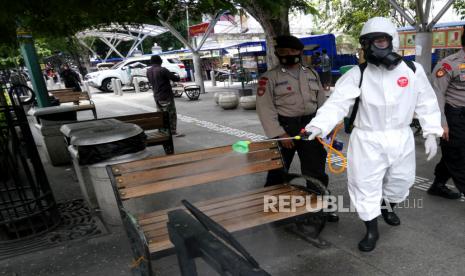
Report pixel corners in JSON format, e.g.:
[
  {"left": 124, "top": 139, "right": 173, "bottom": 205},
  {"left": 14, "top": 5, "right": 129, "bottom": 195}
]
[
  {"left": 278, "top": 113, "right": 315, "bottom": 119},
  {"left": 445, "top": 103, "right": 465, "bottom": 115}
]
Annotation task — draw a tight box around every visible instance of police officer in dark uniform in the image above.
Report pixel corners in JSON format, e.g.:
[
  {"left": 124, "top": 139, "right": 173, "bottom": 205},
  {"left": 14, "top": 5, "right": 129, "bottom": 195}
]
[
  {"left": 256, "top": 35, "right": 337, "bottom": 221},
  {"left": 428, "top": 31, "right": 465, "bottom": 199}
]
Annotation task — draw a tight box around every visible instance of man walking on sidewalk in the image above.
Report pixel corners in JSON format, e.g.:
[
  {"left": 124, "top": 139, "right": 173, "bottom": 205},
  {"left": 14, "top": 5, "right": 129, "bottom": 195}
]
[{"left": 147, "top": 55, "right": 183, "bottom": 136}]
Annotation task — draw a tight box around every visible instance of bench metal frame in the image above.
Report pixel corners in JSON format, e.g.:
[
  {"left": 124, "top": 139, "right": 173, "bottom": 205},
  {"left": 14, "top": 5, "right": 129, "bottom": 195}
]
[{"left": 167, "top": 200, "right": 270, "bottom": 276}]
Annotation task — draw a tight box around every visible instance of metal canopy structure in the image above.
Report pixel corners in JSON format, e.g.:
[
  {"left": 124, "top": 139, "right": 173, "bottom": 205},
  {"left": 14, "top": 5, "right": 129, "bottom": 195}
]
[{"left": 75, "top": 23, "right": 168, "bottom": 61}]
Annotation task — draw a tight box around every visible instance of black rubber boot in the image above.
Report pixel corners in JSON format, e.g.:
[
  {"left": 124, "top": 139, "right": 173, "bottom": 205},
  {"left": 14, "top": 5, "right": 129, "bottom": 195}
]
[
  {"left": 381, "top": 200, "right": 400, "bottom": 226},
  {"left": 327, "top": 212, "right": 339, "bottom": 222},
  {"left": 427, "top": 181, "right": 462, "bottom": 199},
  {"left": 358, "top": 218, "right": 379, "bottom": 252}
]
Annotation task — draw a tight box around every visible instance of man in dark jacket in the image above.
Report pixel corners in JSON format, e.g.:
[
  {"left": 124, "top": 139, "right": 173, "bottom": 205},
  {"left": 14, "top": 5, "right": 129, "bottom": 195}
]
[
  {"left": 146, "top": 55, "right": 181, "bottom": 135},
  {"left": 60, "top": 64, "right": 82, "bottom": 91}
]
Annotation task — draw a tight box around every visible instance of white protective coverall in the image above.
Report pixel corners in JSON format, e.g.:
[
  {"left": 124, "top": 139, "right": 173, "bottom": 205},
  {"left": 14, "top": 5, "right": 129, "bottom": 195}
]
[{"left": 307, "top": 18, "right": 443, "bottom": 221}]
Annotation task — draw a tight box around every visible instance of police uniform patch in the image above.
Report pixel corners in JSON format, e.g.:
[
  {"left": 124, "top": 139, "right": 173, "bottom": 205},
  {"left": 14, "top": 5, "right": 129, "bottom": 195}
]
[
  {"left": 442, "top": 63, "right": 452, "bottom": 71},
  {"left": 275, "top": 80, "right": 288, "bottom": 87},
  {"left": 258, "top": 77, "right": 268, "bottom": 86},
  {"left": 436, "top": 68, "right": 446, "bottom": 78},
  {"left": 257, "top": 77, "right": 268, "bottom": 96}
]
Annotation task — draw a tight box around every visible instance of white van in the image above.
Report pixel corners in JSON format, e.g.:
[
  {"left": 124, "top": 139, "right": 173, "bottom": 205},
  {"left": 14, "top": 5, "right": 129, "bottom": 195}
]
[{"left": 85, "top": 55, "right": 187, "bottom": 92}]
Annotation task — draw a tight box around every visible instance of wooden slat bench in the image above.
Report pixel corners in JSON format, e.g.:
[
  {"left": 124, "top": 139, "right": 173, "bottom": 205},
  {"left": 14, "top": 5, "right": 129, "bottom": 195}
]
[
  {"left": 49, "top": 88, "right": 97, "bottom": 119},
  {"left": 107, "top": 141, "right": 328, "bottom": 274},
  {"left": 113, "top": 112, "right": 174, "bottom": 154}
]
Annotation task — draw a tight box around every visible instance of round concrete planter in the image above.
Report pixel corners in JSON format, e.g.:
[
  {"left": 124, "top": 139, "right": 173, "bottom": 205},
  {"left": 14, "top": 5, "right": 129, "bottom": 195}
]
[
  {"left": 218, "top": 93, "right": 239, "bottom": 110},
  {"left": 239, "top": 95, "right": 256, "bottom": 110}
]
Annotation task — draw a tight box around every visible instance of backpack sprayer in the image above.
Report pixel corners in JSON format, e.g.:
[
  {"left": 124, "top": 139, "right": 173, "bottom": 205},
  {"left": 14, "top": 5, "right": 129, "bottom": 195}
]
[{"left": 232, "top": 124, "right": 347, "bottom": 174}]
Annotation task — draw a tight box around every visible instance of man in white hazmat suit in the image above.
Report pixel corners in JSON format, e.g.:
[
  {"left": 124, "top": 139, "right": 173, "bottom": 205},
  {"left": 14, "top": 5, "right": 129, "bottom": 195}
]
[{"left": 305, "top": 17, "right": 443, "bottom": 252}]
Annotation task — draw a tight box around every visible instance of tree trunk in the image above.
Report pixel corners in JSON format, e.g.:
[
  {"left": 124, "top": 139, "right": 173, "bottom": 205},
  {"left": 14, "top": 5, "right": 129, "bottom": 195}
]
[{"left": 241, "top": 3, "right": 291, "bottom": 69}]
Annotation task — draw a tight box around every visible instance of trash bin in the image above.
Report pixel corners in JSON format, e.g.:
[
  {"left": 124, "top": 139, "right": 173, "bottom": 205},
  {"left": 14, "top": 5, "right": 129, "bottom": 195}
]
[
  {"left": 29, "top": 105, "right": 79, "bottom": 166},
  {"left": 61, "top": 120, "right": 149, "bottom": 225}
]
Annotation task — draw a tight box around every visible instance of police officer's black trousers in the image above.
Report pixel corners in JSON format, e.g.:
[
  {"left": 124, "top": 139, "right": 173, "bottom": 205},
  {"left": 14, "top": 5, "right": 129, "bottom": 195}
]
[
  {"left": 434, "top": 104, "right": 465, "bottom": 194},
  {"left": 265, "top": 114, "right": 329, "bottom": 187}
]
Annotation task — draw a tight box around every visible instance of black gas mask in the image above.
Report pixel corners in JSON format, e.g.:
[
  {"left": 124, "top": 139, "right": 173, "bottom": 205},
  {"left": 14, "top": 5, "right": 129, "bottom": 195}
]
[
  {"left": 360, "top": 33, "right": 402, "bottom": 70},
  {"left": 275, "top": 53, "right": 301, "bottom": 65}
]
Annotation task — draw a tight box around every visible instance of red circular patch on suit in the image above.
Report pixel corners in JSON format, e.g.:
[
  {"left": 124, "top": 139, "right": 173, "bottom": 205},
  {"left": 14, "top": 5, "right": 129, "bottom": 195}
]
[
  {"left": 442, "top": 63, "right": 452, "bottom": 71},
  {"left": 287, "top": 86, "right": 292, "bottom": 91},
  {"left": 397, "top": 77, "right": 409, "bottom": 87}
]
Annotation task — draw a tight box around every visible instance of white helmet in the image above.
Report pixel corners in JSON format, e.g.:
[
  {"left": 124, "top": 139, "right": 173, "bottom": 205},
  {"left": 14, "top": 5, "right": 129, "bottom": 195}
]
[{"left": 360, "top": 17, "right": 399, "bottom": 51}]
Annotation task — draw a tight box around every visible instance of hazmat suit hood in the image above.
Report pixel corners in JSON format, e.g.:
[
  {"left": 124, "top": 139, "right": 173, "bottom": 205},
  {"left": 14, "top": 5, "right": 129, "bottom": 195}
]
[{"left": 359, "top": 17, "right": 402, "bottom": 70}]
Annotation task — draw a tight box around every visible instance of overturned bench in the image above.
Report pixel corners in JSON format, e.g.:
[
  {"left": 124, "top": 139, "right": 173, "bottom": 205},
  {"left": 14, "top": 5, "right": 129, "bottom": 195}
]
[
  {"left": 113, "top": 112, "right": 174, "bottom": 155},
  {"left": 49, "top": 88, "right": 97, "bottom": 119},
  {"left": 107, "top": 140, "right": 328, "bottom": 275}
]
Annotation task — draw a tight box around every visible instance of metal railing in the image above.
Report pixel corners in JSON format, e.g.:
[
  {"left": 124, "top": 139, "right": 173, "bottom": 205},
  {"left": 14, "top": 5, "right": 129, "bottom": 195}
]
[{"left": 0, "top": 79, "right": 60, "bottom": 241}]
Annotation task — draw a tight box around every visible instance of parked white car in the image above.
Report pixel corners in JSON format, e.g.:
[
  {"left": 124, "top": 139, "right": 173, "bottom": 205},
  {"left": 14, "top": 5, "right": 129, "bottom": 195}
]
[{"left": 85, "top": 55, "right": 187, "bottom": 92}]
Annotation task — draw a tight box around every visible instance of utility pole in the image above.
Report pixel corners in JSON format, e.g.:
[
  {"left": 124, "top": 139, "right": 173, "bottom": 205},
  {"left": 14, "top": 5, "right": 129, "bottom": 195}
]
[{"left": 16, "top": 27, "right": 50, "bottom": 107}]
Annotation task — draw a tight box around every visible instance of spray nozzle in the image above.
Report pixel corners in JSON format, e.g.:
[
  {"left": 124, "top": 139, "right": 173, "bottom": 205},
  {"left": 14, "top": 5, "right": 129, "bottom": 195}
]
[{"left": 232, "top": 140, "right": 251, "bottom": 153}]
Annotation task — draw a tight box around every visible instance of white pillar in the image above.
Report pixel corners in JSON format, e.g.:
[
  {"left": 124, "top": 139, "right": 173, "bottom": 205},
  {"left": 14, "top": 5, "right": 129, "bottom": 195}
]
[{"left": 415, "top": 32, "right": 433, "bottom": 77}]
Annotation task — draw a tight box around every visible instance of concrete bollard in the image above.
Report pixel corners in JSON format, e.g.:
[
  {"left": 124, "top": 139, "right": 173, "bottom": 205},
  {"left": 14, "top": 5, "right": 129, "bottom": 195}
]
[
  {"left": 111, "top": 79, "right": 117, "bottom": 95},
  {"left": 190, "top": 70, "right": 195, "bottom": 82},
  {"left": 210, "top": 70, "right": 216, "bottom": 86},
  {"left": 82, "top": 81, "right": 91, "bottom": 93},
  {"left": 214, "top": 92, "right": 221, "bottom": 104},
  {"left": 133, "top": 77, "right": 140, "bottom": 93},
  {"left": 115, "top": 79, "right": 123, "bottom": 96},
  {"left": 46, "top": 78, "right": 55, "bottom": 90},
  {"left": 229, "top": 72, "right": 233, "bottom": 85}
]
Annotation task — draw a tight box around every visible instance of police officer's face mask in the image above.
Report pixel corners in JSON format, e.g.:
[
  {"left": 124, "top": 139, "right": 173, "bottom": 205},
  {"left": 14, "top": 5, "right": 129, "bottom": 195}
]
[
  {"left": 364, "top": 37, "right": 402, "bottom": 70},
  {"left": 277, "top": 54, "right": 301, "bottom": 65},
  {"left": 275, "top": 48, "right": 302, "bottom": 66}
]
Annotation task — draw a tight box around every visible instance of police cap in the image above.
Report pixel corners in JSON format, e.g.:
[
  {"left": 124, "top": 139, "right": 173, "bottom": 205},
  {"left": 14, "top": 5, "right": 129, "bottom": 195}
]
[{"left": 275, "top": 35, "right": 304, "bottom": 50}]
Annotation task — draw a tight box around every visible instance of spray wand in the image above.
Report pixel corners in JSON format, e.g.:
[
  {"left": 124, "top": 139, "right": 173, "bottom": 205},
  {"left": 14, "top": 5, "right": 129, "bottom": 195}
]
[{"left": 232, "top": 124, "right": 347, "bottom": 174}]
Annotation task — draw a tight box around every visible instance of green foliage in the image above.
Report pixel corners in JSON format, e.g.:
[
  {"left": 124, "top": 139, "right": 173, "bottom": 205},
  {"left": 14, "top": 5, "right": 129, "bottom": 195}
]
[
  {"left": 454, "top": 0, "right": 465, "bottom": 19},
  {"left": 0, "top": 0, "right": 319, "bottom": 63},
  {"left": 331, "top": 0, "right": 393, "bottom": 38}
]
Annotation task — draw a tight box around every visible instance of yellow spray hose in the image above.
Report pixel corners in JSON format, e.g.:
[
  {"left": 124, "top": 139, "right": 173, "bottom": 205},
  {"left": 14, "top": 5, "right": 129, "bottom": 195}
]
[{"left": 316, "top": 123, "right": 347, "bottom": 174}]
